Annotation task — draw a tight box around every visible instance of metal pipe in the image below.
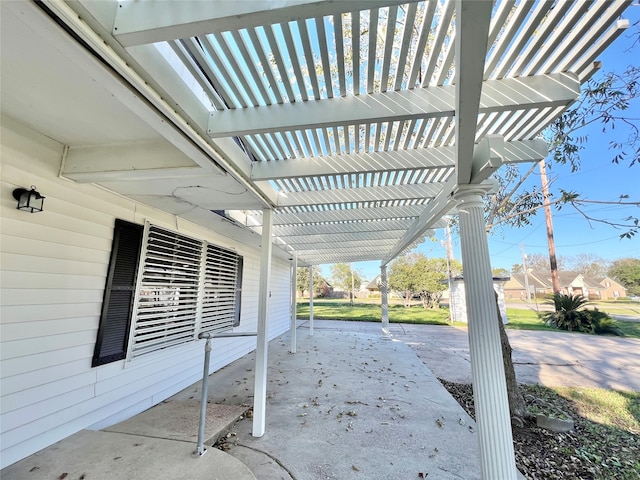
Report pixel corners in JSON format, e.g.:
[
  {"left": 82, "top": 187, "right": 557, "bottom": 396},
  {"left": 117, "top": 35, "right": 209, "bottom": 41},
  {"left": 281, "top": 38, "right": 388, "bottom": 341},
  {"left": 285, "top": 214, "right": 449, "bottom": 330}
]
[
  {"left": 194, "top": 331, "right": 257, "bottom": 457},
  {"left": 195, "top": 336, "right": 212, "bottom": 457}
]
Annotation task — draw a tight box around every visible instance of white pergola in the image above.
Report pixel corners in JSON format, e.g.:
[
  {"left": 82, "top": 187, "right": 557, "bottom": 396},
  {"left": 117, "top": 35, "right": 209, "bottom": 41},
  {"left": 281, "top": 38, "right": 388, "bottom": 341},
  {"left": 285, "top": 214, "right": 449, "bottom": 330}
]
[{"left": 1, "top": 1, "right": 632, "bottom": 478}]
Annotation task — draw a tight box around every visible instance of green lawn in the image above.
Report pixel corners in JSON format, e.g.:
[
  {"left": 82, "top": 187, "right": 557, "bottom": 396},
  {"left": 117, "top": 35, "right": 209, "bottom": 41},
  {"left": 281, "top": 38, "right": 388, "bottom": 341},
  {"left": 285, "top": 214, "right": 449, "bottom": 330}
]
[
  {"left": 296, "top": 300, "right": 451, "bottom": 325},
  {"left": 296, "top": 299, "right": 640, "bottom": 339}
]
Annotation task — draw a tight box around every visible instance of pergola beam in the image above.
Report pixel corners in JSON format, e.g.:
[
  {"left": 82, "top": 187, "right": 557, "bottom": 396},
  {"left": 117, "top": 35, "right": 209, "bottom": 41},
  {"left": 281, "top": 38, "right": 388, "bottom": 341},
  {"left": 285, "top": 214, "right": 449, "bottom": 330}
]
[
  {"left": 277, "top": 230, "right": 416, "bottom": 244},
  {"left": 382, "top": 176, "right": 458, "bottom": 265},
  {"left": 455, "top": 0, "right": 493, "bottom": 184},
  {"left": 291, "top": 239, "right": 401, "bottom": 252},
  {"left": 273, "top": 218, "right": 418, "bottom": 236},
  {"left": 114, "top": 0, "right": 414, "bottom": 47},
  {"left": 276, "top": 183, "right": 442, "bottom": 207},
  {"left": 251, "top": 139, "right": 547, "bottom": 180},
  {"left": 208, "top": 74, "right": 580, "bottom": 138},
  {"left": 271, "top": 205, "right": 426, "bottom": 225}
]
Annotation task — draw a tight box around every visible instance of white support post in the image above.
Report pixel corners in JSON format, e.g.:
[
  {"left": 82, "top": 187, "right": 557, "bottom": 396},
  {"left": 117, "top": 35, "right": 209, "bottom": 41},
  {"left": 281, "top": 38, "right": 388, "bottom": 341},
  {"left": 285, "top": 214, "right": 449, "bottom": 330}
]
[
  {"left": 308, "top": 265, "right": 314, "bottom": 336},
  {"left": 380, "top": 264, "right": 391, "bottom": 340},
  {"left": 290, "top": 253, "right": 297, "bottom": 353},
  {"left": 454, "top": 186, "right": 518, "bottom": 479},
  {"left": 252, "top": 209, "right": 273, "bottom": 438}
]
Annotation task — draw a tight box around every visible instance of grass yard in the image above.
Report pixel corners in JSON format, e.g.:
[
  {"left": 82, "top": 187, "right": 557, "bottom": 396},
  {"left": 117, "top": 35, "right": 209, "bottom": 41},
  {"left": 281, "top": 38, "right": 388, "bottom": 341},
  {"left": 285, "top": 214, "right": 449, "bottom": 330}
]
[
  {"left": 296, "top": 299, "right": 640, "bottom": 339},
  {"left": 295, "top": 299, "right": 451, "bottom": 325}
]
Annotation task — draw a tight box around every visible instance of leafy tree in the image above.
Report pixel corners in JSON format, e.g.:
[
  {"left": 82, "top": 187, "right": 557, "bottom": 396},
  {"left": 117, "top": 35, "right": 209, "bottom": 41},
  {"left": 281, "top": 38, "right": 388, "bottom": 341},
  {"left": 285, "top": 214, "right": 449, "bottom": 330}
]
[
  {"left": 330, "top": 263, "right": 361, "bottom": 304},
  {"left": 388, "top": 253, "right": 461, "bottom": 308},
  {"left": 608, "top": 257, "right": 640, "bottom": 295},
  {"left": 388, "top": 254, "right": 417, "bottom": 307},
  {"left": 492, "top": 267, "right": 510, "bottom": 277},
  {"left": 296, "top": 267, "right": 325, "bottom": 298}
]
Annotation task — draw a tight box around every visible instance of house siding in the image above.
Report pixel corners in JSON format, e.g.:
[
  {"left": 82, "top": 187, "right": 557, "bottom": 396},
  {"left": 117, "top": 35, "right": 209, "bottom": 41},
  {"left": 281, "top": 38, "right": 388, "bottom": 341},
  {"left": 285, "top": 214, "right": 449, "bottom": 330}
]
[{"left": 0, "top": 118, "right": 291, "bottom": 468}]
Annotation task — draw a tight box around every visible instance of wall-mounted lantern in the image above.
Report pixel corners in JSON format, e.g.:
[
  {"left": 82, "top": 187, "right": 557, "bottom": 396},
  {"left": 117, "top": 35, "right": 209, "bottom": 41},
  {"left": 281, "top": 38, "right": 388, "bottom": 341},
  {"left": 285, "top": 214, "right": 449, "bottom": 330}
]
[{"left": 12, "top": 186, "right": 45, "bottom": 213}]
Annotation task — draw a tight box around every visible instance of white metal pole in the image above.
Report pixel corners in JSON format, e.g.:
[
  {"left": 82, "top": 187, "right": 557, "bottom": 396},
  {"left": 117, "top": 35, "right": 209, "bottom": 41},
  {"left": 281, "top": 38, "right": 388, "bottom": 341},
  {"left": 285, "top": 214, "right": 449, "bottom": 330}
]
[
  {"left": 252, "top": 208, "right": 272, "bottom": 438},
  {"left": 308, "top": 265, "right": 314, "bottom": 336},
  {"left": 454, "top": 186, "right": 518, "bottom": 479},
  {"left": 380, "top": 264, "right": 391, "bottom": 339},
  {"left": 290, "top": 253, "right": 297, "bottom": 353}
]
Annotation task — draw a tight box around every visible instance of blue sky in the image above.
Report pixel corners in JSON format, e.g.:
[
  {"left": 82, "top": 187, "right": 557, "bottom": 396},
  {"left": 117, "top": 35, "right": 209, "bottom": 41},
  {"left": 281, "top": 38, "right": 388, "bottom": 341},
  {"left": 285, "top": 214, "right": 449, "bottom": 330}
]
[{"left": 321, "top": 5, "right": 640, "bottom": 282}]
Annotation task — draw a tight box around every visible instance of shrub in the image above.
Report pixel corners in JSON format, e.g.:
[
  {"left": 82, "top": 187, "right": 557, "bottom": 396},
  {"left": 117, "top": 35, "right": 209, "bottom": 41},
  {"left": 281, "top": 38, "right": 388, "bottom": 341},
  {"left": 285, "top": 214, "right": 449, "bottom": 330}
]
[
  {"left": 544, "top": 294, "right": 625, "bottom": 336},
  {"left": 584, "top": 309, "right": 623, "bottom": 336},
  {"left": 544, "top": 294, "right": 593, "bottom": 333}
]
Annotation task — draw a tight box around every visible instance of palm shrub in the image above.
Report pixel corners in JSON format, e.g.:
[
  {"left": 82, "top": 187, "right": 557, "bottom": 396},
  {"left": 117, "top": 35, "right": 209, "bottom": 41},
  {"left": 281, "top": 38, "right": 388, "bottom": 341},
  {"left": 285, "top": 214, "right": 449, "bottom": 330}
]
[
  {"left": 544, "top": 294, "right": 593, "bottom": 333},
  {"left": 584, "top": 309, "right": 623, "bottom": 336}
]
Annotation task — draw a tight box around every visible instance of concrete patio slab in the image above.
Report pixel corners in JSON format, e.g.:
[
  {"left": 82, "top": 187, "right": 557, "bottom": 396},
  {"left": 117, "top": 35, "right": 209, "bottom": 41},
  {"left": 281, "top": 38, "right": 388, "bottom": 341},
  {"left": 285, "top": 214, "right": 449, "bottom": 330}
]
[
  {"left": 213, "top": 329, "right": 482, "bottom": 480},
  {"left": 104, "top": 398, "right": 247, "bottom": 444},
  {"left": 0, "top": 430, "right": 255, "bottom": 480}
]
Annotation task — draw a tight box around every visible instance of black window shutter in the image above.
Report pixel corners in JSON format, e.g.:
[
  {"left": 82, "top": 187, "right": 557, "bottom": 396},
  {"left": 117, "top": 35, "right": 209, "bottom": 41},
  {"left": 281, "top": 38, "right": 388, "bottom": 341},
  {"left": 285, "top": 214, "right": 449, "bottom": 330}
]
[
  {"left": 92, "top": 219, "right": 143, "bottom": 367},
  {"left": 234, "top": 256, "right": 243, "bottom": 327}
]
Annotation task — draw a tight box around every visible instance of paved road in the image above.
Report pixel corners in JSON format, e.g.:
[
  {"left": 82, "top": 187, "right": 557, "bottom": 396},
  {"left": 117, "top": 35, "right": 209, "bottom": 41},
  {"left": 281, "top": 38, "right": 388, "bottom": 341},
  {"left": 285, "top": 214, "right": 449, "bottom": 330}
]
[
  {"left": 300, "top": 320, "right": 640, "bottom": 392},
  {"left": 505, "top": 301, "right": 640, "bottom": 322}
]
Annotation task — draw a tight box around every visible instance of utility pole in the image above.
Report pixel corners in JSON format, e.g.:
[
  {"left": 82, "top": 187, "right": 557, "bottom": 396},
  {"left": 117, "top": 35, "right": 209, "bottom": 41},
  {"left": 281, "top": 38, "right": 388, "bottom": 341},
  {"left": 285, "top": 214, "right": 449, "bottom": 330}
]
[
  {"left": 520, "top": 243, "right": 531, "bottom": 303},
  {"left": 444, "top": 217, "right": 456, "bottom": 321},
  {"left": 350, "top": 263, "right": 355, "bottom": 306},
  {"left": 539, "top": 160, "right": 561, "bottom": 294}
]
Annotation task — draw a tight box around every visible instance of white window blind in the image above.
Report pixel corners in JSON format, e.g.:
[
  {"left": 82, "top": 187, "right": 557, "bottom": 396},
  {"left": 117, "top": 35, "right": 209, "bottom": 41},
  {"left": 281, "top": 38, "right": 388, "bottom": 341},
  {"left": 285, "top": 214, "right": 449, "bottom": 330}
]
[
  {"left": 128, "top": 224, "right": 243, "bottom": 359},
  {"left": 200, "top": 244, "right": 240, "bottom": 334},
  {"left": 131, "top": 226, "right": 202, "bottom": 357}
]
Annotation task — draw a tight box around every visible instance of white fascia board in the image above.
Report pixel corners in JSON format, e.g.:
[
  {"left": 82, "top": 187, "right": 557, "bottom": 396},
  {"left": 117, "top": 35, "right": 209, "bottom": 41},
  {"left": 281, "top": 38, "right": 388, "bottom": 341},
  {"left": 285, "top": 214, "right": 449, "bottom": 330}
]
[
  {"left": 382, "top": 176, "right": 458, "bottom": 265},
  {"left": 62, "top": 140, "right": 219, "bottom": 182},
  {"left": 277, "top": 183, "right": 442, "bottom": 207},
  {"left": 455, "top": 0, "right": 493, "bottom": 184},
  {"left": 208, "top": 73, "right": 580, "bottom": 138},
  {"left": 113, "top": 0, "right": 414, "bottom": 47}
]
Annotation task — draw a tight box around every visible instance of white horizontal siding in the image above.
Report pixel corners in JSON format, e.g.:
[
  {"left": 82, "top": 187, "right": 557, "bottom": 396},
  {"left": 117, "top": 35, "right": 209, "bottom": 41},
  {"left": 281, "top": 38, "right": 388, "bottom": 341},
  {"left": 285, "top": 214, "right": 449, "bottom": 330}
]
[
  {"left": 0, "top": 119, "right": 292, "bottom": 468},
  {"left": 1, "top": 316, "right": 99, "bottom": 343},
  {"left": 0, "top": 288, "right": 104, "bottom": 306}
]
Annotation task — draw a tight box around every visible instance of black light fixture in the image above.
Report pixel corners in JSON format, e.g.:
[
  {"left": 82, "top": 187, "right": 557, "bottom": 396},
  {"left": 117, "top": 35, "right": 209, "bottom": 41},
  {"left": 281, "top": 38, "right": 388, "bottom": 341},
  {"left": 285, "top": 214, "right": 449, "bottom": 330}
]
[{"left": 12, "top": 186, "right": 45, "bottom": 213}]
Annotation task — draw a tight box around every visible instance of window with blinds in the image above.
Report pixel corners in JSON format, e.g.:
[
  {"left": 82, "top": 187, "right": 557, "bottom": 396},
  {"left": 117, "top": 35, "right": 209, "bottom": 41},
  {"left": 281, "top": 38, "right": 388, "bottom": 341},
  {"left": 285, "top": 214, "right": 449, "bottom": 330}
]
[
  {"left": 201, "top": 244, "right": 242, "bottom": 334},
  {"left": 100, "top": 223, "right": 245, "bottom": 361}
]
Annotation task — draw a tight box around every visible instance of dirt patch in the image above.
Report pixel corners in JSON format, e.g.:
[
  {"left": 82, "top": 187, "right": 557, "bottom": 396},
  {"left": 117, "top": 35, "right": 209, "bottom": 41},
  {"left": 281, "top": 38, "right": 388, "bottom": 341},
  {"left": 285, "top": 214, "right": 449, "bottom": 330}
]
[{"left": 439, "top": 379, "right": 640, "bottom": 480}]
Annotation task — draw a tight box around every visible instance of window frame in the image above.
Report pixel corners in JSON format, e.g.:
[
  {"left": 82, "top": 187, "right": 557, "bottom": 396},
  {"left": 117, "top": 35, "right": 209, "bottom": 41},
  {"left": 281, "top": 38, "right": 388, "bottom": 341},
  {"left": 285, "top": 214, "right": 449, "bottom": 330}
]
[{"left": 94, "top": 220, "right": 244, "bottom": 366}]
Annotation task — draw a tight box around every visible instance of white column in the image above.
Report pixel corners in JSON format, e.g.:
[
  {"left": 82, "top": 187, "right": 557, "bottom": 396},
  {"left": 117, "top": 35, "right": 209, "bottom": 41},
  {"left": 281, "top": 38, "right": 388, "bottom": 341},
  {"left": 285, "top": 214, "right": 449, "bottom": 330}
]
[
  {"left": 380, "top": 264, "right": 391, "bottom": 339},
  {"left": 252, "top": 208, "right": 273, "bottom": 438},
  {"left": 290, "top": 253, "right": 297, "bottom": 353},
  {"left": 308, "top": 265, "right": 314, "bottom": 336},
  {"left": 454, "top": 186, "right": 518, "bottom": 479}
]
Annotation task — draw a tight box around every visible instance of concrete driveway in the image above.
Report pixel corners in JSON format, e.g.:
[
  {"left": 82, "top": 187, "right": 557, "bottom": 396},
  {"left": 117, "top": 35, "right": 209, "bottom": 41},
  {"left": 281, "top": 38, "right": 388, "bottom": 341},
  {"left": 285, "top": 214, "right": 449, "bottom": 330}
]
[
  {"left": 302, "top": 320, "right": 640, "bottom": 392},
  {"left": 394, "top": 324, "right": 640, "bottom": 392}
]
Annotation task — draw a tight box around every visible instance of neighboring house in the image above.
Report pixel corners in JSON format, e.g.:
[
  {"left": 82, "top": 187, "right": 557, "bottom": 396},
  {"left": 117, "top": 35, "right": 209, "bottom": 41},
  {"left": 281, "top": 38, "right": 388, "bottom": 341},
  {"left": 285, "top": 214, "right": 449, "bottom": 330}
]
[
  {"left": 320, "top": 279, "right": 334, "bottom": 297},
  {"left": 367, "top": 275, "right": 382, "bottom": 292},
  {"left": 598, "top": 277, "right": 627, "bottom": 299},
  {"left": 503, "top": 273, "right": 547, "bottom": 300},
  {"left": 507, "top": 271, "right": 628, "bottom": 300}
]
